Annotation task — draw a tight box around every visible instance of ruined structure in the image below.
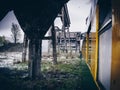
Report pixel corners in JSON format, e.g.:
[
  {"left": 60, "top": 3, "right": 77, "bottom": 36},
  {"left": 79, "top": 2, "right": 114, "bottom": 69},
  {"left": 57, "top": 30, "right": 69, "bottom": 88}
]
[{"left": 0, "top": 0, "right": 69, "bottom": 79}]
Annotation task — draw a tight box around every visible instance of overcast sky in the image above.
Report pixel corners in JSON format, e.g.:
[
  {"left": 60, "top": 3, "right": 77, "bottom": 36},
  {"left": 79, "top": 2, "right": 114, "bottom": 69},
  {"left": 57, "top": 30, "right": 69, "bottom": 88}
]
[
  {"left": 67, "top": 0, "right": 91, "bottom": 32},
  {"left": 55, "top": 0, "right": 91, "bottom": 33},
  {"left": 0, "top": 0, "right": 92, "bottom": 52},
  {"left": 0, "top": 11, "right": 24, "bottom": 43}
]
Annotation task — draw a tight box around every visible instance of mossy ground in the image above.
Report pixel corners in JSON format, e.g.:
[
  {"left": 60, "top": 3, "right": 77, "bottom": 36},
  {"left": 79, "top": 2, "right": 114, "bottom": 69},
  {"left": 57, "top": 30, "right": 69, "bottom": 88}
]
[{"left": 0, "top": 58, "right": 98, "bottom": 90}]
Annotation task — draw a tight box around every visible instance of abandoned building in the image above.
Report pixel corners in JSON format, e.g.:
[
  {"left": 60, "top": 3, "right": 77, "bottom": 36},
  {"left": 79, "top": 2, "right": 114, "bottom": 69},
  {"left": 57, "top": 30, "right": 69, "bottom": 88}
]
[
  {"left": 0, "top": 0, "right": 120, "bottom": 90},
  {"left": 48, "top": 30, "right": 81, "bottom": 54}
]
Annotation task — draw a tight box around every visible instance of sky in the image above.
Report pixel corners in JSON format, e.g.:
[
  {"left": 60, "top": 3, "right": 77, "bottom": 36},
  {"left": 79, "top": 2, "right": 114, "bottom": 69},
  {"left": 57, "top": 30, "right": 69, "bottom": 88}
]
[
  {"left": 55, "top": 0, "right": 91, "bottom": 33},
  {"left": 0, "top": 11, "right": 24, "bottom": 43},
  {"left": 0, "top": 0, "right": 92, "bottom": 52}
]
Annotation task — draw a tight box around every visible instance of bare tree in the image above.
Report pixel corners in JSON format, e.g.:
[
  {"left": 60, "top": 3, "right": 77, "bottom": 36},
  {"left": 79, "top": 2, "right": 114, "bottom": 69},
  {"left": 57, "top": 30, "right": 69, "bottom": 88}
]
[{"left": 11, "top": 23, "right": 21, "bottom": 44}]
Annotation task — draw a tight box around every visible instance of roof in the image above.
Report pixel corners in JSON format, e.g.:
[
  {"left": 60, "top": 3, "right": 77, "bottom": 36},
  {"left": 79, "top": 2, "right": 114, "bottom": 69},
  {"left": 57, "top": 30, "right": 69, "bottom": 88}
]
[
  {"left": 57, "top": 4, "right": 70, "bottom": 28},
  {"left": 0, "top": 0, "right": 69, "bottom": 39}
]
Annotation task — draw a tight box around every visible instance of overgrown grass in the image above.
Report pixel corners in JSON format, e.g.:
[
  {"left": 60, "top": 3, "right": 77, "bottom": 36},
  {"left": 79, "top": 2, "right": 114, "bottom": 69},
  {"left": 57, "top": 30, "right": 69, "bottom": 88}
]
[
  {"left": 41, "top": 58, "right": 98, "bottom": 90},
  {"left": 0, "top": 58, "right": 98, "bottom": 90}
]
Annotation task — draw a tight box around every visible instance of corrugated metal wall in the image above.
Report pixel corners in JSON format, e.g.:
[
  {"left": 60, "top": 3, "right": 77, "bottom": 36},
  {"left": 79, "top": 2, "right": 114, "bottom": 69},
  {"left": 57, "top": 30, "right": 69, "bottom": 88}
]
[{"left": 98, "top": 27, "right": 112, "bottom": 90}]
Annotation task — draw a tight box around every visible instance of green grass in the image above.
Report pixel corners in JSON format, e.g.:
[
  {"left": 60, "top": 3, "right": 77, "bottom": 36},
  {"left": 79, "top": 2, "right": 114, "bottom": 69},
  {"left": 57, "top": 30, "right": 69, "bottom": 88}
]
[
  {"left": 0, "top": 58, "right": 98, "bottom": 90},
  {"left": 41, "top": 58, "right": 98, "bottom": 90}
]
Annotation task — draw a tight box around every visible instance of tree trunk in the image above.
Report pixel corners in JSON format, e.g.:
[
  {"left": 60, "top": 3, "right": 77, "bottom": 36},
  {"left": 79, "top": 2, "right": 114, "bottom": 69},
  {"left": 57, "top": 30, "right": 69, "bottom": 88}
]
[
  {"left": 28, "top": 38, "right": 42, "bottom": 79},
  {"left": 51, "top": 24, "right": 57, "bottom": 65},
  {"left": 22, "top": 34, "right": 28, "bottom": 62}
]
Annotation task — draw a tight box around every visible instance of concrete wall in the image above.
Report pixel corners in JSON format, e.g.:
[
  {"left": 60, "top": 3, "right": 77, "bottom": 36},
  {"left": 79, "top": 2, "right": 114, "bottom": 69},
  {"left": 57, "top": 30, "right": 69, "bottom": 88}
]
[{"left": 98, "top": 27, "right": 112, "bottom": 90}]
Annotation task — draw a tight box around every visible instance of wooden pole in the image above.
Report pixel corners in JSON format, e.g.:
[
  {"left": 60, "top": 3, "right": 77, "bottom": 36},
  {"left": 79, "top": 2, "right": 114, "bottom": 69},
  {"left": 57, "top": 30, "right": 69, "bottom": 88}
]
[
  {"left": 68, "top": 28, "right": 71, "bottom": 53},
  {"left": 22, "top": 34, "right": 28, "bottom": 62},
  {"left": 58, "top": 31, "right": 60, "bottom": 55},
  {"left": 75, "top": 38, "right": 77, "bottom": 53},
  {"left": 59, "top": 32, "right": 62, "bottom": 53},
  {"left": 51, "top": 24, "right": 57, "bottom": 65},
  {"left": 62, "top": 8, "right": 67, "bottom": 53},
  {"left": 95, "top": 5, "right": 99, "bottom": 81},
  {"left": 28, "top": 38, "right": 42, "bottom": 79},
  {"left": 86, "top": 33, "right": 89, "bottom": 63}
]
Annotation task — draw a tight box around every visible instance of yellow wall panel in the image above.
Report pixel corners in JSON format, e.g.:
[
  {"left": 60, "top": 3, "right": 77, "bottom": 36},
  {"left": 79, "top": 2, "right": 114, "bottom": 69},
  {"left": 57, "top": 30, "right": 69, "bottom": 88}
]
[
  {"left": 82, "top": 33, "right": 96, "bottom": 80},
  {"left": 111, "top": 5, "right": 120, "bottom": 89}
]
